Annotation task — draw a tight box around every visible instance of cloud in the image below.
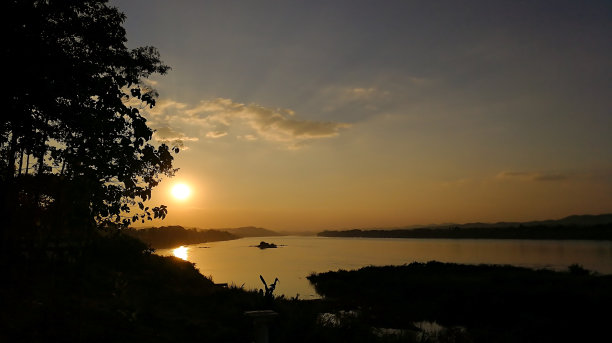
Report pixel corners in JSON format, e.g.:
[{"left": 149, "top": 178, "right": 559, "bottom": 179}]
[
  {"left": 205, "top": 130, "right": 228, "bottom": 138},
  {"left": 320, "top": 86, "right": 392, "bottom": 114},
  {"left": 153, "top": 126, "right": 199, "bottom": 150},
  {"left": 334, "top": 87, "right": 391, "bottom": 105},
  {"left": 345, "top": 87, "right": 380, "bottom": 100},
  {"left": 142, "top": 78, "right": 159, "bottom": 86},
  {"left": 147, "top": 99, "right": 188, "bottom": 122},
  {"left": 343, "top": 86, "right": 391, "bottom": 100},
  {"left": 139, "top": 96, "right": 350, "bottom": 149},
  {"left": 496, "top": 171, "right": 569, "bottom": 182},
  {"left": 183, "top": 98, "right": 350, "bottom": 145},
  {"left": 238, "top": 134, "right": 258, "bottom": 141}
]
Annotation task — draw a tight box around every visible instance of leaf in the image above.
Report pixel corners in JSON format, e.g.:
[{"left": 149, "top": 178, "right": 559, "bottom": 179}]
[{"left": 2, "top": 0, "right": 174, "bottom": 231}]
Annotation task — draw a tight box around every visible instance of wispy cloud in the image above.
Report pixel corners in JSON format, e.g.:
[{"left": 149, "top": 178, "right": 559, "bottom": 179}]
[
  {"left": 182, "top": 98, "right": 350, "bottom": 146},
  {"left": 339, "top": 86, "right": 390, "bottom": 103},
  {"left": 205, "top": 130, "right": 228, "bottom": 139},
  {"left": 141, "top": 96, "right": 350, "bottom": 149},
  {"left": 142, "top": 78, "right": 159, "bottom": 87},
  {"left": 152, "top": 126, "right": 199, "bottom": 150},
  {"left": 238, "top": 134, "right": 258, "bottom": 141},
  {"left": 343, "top": 87, "right": 388, "bottom": 101},
  {"left": 496, "top": 171, "right": 569, "bottom": 182},
  {"left": 320, "top": 86, "right": 392, "bottom": 114},
  {"left": 146, "top": 99, "right": 188, "bottom": 124}
]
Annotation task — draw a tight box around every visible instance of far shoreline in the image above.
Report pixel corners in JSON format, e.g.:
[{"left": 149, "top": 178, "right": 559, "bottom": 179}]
[{"left": 318, "top": 224, "right": 612, "bottom": 241}]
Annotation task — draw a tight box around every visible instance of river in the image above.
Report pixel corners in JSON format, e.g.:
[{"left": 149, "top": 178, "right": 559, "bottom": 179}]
[{"left": 156, "top": 236, "right": 612, "bottom": 299}]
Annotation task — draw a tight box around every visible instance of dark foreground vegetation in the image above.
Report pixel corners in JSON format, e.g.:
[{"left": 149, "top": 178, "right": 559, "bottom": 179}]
[
  {"left": 4, "top": 234, "right": 610, "bottom": 343},
  {"left": 2, "top": 1, "right": 609, "bottom": 342},
  {"left": 1, "top": 232, "right": 425, "bottom": 343},
  {"left": 2, "top": 234, "right": 245, "bottom": 342},
  {"left": 308, "top": 262, "right": 612, "bottom": 343},
  {"left": 124, "top": 226, "right": 238, "bottom": 249}
]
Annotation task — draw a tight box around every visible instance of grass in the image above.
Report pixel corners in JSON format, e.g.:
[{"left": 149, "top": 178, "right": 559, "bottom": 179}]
[
  {"left": 3, "top": 232, "right": 610, "bottom": 342},
  {"left": 307, "top": 261, "right": 612, "bottom": 342}
]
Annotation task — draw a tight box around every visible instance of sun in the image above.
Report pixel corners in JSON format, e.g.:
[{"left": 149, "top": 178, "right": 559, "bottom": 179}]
[
  {"left": 173, "top": 246, "right": 189, "bottom": 260},
  {"left": 171, "top": 183, "right": 191, "bottom": 200}
]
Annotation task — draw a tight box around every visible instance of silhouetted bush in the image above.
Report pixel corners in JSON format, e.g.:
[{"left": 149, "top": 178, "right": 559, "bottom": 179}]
[
  {"left": 308, "top": 262, "right": 612, "bottom": 343},
  {"left": 123, "top": 226, "right": 237, "bottom": 249}
]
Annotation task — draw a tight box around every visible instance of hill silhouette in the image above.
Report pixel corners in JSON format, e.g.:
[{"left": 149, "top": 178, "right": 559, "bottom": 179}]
[
  {"left": 442, "top": 213, "right": 612, "bottom": 229},
  {"left": 220, "top": 226, "right": 281, "bottom": 238},
  {"left": 124, "top": 226, "right": 237, "bottom": 249},
  {"left": 124, "top": 226, "right": 282, "bottom": 249},
  {"left": 319, "top": 213, "right": 612, "bottom": 240}
]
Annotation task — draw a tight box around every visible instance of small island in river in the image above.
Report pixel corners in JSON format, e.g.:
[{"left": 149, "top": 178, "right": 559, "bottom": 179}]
[{"left": 255, "top": 241, "right": 278, "bottom": 249}]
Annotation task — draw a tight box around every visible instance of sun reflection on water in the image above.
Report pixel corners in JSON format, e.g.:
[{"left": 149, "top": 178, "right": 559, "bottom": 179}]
[{"left": 173, "top": 246, "right": 189, "bottom": 260}]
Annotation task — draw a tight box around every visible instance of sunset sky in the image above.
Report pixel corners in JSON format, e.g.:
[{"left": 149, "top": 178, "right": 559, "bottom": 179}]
[{"left": 111, "top": 0, "right": 612, "bottom": 231}]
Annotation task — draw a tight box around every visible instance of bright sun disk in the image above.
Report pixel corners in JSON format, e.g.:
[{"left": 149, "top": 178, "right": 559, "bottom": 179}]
[{"left": 171, "top": 183, "right": 191, "bottom": 200}]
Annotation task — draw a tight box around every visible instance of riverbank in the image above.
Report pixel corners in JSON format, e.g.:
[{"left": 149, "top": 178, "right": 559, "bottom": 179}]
[
  {"left": 123, "top": 226, "right": 238, "bottom": 249},
  {"left": 308, "top": 261, "right": 612, "bottom": 342},
  {"left": 0, "top": 233, "right": 414, "bottom": 342},
  {"left": 123, "top": 225, "right": 283, "bottom": 249},
  {"left": 319, "top": 214, "right": 612, "bottom": 240},
  {"left": 1, "top": 233, "right": 252, "bottom": 342},
  {"left": 156, "top": 236, "right": 612, "bottom": 299},
  {"left": 4, "top": 232, "right": 611, "bottom": 342},
  {"left": 319, "top": 223, "right": 612, "bottom": 240}
]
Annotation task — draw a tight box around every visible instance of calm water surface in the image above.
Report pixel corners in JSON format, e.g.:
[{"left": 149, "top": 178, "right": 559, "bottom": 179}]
[{"left": 156, "top": 236, "right": 612, "bottom": 299}]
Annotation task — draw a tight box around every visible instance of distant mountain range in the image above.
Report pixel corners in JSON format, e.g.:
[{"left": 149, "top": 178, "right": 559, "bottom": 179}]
[
  {"left": 332, "top": 214, "right": 612, "bottom": 231},
  {"left": 319, "top": 214, "right": 612, "bottom": 240},
  {"left": 213, "top": 226, "right": 280, "bottom": 238},
  {"left": 429, "top": 213, "right": 612, "bottom": 229}
]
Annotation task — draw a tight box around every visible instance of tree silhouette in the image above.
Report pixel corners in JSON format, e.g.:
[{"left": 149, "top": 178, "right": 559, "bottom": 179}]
[{"left": 1, "top": 0, "right": 176, "bottom": 238}]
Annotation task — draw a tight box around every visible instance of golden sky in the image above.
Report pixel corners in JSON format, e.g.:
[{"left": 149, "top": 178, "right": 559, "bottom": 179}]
[{"left": 113, "top": 0, "right": 612, "bottom": 230}]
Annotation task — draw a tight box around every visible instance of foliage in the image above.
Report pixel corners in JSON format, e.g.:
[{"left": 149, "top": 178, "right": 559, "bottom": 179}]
[
  {"left": 10, "top": 233, "right": 609, "bottom": 343},
  {"left": 256, "top": 241, "right": 278, "bottom": 249},
  {"left": 2, "top": 231, "right": 411, "bottom": 343},
  {"left": 307, "top": 262, "right": 612, "bottom": 343},
  {"left": 123, "top": 226, "right": 238, "bottom": 249},
  {"left": 0, "top": 232, "right": 250, "bottom": 342},
  {"left": 259, "top": 275, "right": 279, "bottom": 303},
  {"left": 1, "top": 0, "right": 175, "bottom": 235},
  {"left": 568, "top": 263, "right": 590, "bottom": 276}
]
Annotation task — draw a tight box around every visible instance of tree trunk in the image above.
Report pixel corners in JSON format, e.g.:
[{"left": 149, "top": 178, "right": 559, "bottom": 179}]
[
  {"left": 17, "top": 148, "right": 24, "bottom": 176},
  {"left": 6, "top": 129, "right": 18, "bottom": 178},
  {"left": 25, "top": 151, "right": 30, "bottom": 175},
  {"left": 37, "top": 148, "right": 46, "bottom": 176}
]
